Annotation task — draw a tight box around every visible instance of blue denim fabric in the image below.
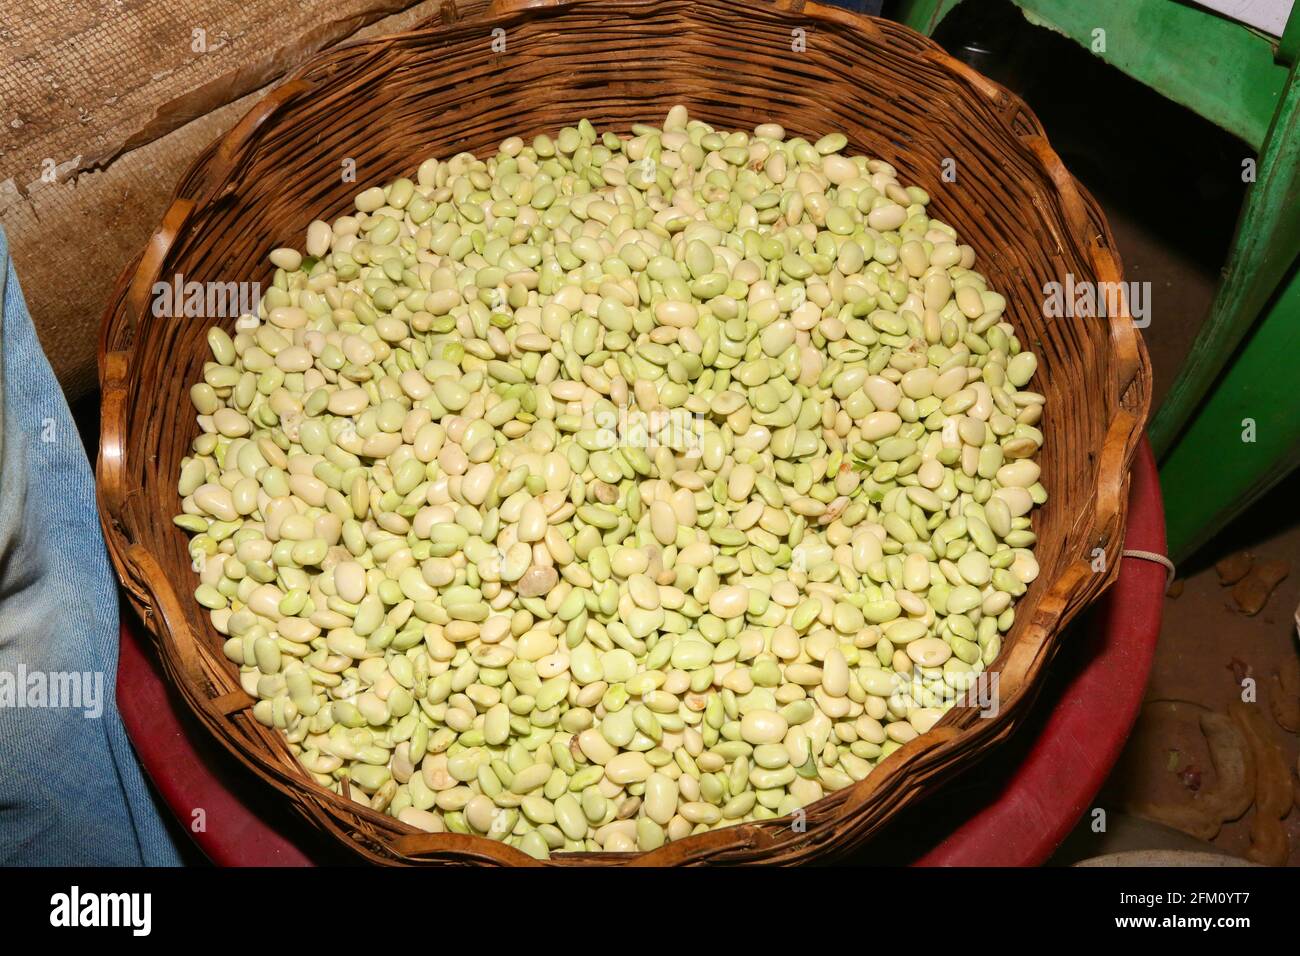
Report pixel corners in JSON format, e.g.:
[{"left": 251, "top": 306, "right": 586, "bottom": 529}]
[{"left": 0, "top": 226, "right": 182, "bottom": 865}]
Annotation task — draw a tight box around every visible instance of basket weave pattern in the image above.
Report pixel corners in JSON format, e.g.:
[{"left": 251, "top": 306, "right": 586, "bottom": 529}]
[{"left": 98, "top": 0, "right": 1151, "bottom": 865}]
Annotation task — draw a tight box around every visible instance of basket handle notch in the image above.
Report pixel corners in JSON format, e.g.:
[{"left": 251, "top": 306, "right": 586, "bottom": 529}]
[
  {"left": 486, "top": 0, "right": 565, "bottom": 14},
  {"left": 486, "top": 0, "right": 805, "bottom": 14},
  {"left": 104, "top": 196, "right": 196, "bottom": 530},
  {"left": 99, "top": 348, "right": 133, "bottom": 529},
  {"left": 1091, "top": 409, "right": 1139, "bottom": 549},
  {"left": 124, "top": 198, "right": 196, "bottom": 339},
  {"left": 125, "top": 544, "right": 218, "bottom": 705},
  {"left": 206, "top": 80, "right": 317, "bottom": 202}
]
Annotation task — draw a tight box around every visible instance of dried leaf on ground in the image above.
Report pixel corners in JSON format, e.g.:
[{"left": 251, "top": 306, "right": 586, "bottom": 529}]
[
  {"left": 1229, "top": 701, "right": 1292, "bottom": 866},
  {"left": 1215, "top": 551, "right": 1254, "bottom": 586},
  {"left": 1231, "top": 559, "right": 1291, "bottom": 616},
  {"left": 1128, "top": 710, "right": 1255, "bottom": 842},
  {"left": 1269, "top": 654, "right": 1300, "bottom": 733}
]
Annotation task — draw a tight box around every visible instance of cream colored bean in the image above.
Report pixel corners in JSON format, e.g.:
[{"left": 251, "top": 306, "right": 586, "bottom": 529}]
[
  {"left": 709, "top": 585, "right": 749, "bottom": 620},
  {"left": 821, "top": 648, "right": 849, "bottom": 697},
  {"left": 906, "top": 637, "right": 952, "bottom": 668},
  {"left": 740, "top": 710, "right": 788, "bottom": 745}
]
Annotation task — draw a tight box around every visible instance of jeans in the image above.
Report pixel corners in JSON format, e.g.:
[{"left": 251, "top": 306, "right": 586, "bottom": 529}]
[{"left": 0, "top": 226, "right": 182, "bottom": 865}]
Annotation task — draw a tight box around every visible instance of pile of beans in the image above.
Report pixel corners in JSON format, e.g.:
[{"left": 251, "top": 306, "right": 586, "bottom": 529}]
[{"left": 176, "top": 106, "right": 1045, "bottom": 858}]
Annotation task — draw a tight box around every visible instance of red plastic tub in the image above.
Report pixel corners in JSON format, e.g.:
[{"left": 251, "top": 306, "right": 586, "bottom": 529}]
[{"left": 117, "top": 440, "right": 1166, "bottom": 866}]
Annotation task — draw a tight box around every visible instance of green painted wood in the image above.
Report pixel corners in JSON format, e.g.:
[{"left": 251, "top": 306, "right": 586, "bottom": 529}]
[
  {"left": 895, "top": 0, "right": 1290, "bottom": 148},
  {"left": 1013, "top": 0, "right": 1289, "bottom": 149},
  {"left": 893, "top": 0, "right": 966, "bottom": 35},
  {"left": 1149, "top": 63, "right": 1300, "bottom": 458},
  {"left": 1279, "top": 4, "right": 1300, "bottom": 65},
  {"left": 1159, "top": 265, "right": 1300, "bottom": 562}
]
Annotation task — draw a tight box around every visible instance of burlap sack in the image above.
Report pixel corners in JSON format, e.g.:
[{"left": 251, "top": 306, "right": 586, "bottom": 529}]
[{"left": 0, "top": 0, "right": 470, "bottom": 398}]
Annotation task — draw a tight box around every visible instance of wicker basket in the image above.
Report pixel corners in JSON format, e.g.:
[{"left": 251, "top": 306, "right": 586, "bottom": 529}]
[{"left": 97, "top": 0, "right": 1151, "bottom": 865}]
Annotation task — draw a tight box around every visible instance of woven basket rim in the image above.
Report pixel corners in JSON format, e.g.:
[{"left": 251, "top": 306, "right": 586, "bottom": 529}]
[{"left": 97, "top": 0, "right": 1151, "bottom": 865}]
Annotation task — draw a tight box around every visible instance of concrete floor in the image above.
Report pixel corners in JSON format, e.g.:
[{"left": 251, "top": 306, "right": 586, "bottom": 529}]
[{"left": 926, "top": 2, "right": 1300, "bottom": 865}]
